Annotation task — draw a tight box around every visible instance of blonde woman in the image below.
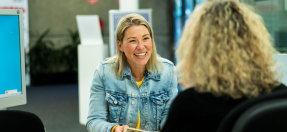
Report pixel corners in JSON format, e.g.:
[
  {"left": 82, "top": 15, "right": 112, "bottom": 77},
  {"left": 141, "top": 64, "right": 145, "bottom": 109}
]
[
  {"left": 162, "top": 0, "right": 287, "bottom": 132},
  {"left": 86, "top": 13, "right": 178, "bottom": 132}
]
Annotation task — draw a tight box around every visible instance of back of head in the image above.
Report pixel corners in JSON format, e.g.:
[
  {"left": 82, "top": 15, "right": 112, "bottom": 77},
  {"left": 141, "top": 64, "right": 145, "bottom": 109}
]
[{"left": 177, "top": 0, "right": 280, "bottom": 99}]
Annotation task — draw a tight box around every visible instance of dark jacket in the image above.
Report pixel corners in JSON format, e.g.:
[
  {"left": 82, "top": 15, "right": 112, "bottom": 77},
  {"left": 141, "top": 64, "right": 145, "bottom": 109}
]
[{"left": 161, "top": 84, "right": 287, "bottom": 132}]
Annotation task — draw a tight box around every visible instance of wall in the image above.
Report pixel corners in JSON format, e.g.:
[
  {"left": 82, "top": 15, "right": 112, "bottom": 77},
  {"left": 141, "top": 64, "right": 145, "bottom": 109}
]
[
  {"left": 28, "top": 0, "right": 174, "bottom": 61},
  {"left": 243, "top": 0, "right": 287, "bottom": 51}
]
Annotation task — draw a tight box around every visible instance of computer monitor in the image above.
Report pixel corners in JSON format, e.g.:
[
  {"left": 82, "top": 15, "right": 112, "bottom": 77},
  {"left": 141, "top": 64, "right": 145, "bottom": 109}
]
[
  {"left": 276, "top": 54, "right": 287, "bottom": 85},
  {"left": 0, "top": 9, "right": 27, "bottom": 108}
]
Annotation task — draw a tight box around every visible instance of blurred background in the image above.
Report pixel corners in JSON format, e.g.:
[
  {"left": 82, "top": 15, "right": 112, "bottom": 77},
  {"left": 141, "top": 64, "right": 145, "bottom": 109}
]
[{"left": 3, "top": 0, "right": 287, "bottom": 132}]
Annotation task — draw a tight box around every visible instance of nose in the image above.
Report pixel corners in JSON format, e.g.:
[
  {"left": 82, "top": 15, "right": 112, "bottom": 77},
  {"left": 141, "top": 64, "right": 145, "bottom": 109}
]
[{"left": 136, "top": 40, "right": 145, "bottom": 50}]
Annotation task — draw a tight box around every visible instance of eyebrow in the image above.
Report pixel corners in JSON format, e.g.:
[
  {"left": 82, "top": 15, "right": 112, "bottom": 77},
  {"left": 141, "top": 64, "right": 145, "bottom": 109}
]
[
  {"left": 127, "top": 37, "right": 136, "bottom": 40},
  {"left": 127, "top": 34, "right": 150, "bottom": 40},
  {"left": 143, "top": 34, "right": 150, "bottom": 37}
]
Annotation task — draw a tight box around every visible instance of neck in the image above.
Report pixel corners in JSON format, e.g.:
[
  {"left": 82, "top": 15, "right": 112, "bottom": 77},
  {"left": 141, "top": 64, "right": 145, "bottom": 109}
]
[{"left": 130, "top": 65, "right": 145, "bottom": 82}]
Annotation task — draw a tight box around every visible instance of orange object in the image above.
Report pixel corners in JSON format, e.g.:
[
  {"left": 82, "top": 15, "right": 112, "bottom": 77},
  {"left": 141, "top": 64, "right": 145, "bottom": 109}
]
[{"left": 88, "top": 0, "right": 98, "bottom": 5}]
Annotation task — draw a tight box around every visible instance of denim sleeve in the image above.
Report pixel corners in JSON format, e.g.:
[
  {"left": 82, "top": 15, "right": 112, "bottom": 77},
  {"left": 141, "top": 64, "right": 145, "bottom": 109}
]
[
  {"left": 87, "top": 64, "right": 118, "bottom": 132},
  {"left": 160, "top": 65, "right": 178, "bottom": 129}
]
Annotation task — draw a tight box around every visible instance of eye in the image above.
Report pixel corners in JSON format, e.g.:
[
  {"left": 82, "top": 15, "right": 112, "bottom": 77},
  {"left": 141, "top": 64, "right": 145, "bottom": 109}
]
[
  {"left": 129, "top": 40, "right": 135, "bottom": 43},
  {"left": 143, "top": 37, "right": 149, "bottom": 40}
]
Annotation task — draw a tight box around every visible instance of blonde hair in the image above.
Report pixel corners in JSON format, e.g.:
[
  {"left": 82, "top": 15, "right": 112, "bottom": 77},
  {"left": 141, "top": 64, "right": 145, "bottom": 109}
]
[
  {"left": 177, "top": 0, "right": 280, "bottom": 99},
  {"left": 108, "top": 13, "right": 161, "bottom": 78}
]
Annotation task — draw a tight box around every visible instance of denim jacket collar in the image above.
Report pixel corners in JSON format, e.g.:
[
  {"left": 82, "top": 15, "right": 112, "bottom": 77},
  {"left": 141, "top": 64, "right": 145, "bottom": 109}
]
[{"left": 121, "top": 62, "right": 160, "bottom": 80}]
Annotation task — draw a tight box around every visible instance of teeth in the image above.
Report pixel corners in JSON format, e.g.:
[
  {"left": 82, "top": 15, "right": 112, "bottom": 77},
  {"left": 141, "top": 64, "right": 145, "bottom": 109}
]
[{"left": 135, "top": 52, "right": 146, "bottom": 57}]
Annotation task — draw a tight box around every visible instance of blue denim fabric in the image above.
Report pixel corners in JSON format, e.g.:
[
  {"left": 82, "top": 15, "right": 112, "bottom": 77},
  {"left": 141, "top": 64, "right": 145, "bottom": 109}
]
[{"left": 87, "top": 57, "right": 178, "bottom": 132}]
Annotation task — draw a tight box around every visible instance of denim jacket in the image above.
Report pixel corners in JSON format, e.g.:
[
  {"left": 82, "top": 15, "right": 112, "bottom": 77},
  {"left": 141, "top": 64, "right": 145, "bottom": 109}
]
[{"left": 86, "top": 57, "right": 178, "bottom": 132}]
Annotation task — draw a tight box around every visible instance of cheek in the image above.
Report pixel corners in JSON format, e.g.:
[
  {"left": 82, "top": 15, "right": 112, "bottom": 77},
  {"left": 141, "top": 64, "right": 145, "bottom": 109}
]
[
  {"left": 146, "top": 42, "right": 153, "bottom": 51},
  {"left": 125, "top": 45, "right": 137, "bottom": 54}
]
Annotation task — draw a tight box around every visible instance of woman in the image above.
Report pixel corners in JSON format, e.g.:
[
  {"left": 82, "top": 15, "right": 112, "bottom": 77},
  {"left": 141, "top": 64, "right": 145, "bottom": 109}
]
[
  {"left": 86, "top": 13, "right": 178, "bottom": 132},
  {"left": 161, "top": 0, "right": 287, "bottom": 132}
]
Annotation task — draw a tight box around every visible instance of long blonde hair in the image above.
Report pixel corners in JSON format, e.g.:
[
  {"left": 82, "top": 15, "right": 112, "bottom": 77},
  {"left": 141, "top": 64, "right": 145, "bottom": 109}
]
[
  {"left": 108, "top": 13, "right": 161, "bottom": 78},
  {"left": 177, "top": 0, "right": 280, "bottom": 99}
]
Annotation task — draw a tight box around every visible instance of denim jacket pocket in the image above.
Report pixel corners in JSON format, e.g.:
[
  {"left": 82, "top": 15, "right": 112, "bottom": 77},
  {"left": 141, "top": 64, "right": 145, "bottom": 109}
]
[
  {"left": 105, "top": 92, "right": 127, "bottom": 123},
  {"left": 150, "top": 91, "right": 170, "bottom": 130}
]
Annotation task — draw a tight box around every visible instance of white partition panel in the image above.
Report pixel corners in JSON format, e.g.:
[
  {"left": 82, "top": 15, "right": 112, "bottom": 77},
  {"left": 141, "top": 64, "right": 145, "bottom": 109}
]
[
  {"left": 76, "top": 15, "right": 103, "bottom": 45},
  {"left": 78, "top": 45, "right": 105, "bottom": 125},
  {"left": 77, "top": 14, "right": 106, "bottom": 125}
]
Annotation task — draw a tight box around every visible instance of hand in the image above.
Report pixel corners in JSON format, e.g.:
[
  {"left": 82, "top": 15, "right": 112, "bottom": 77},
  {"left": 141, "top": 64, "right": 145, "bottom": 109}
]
[{"left": 114, "top": 125, "right": 129, "bottom": 132}]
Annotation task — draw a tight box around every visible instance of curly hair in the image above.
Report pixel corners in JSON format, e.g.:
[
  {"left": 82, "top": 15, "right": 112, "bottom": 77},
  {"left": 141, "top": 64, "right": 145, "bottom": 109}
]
[{"left": 176, "top": 0, "right": 280, "bottom": 99}]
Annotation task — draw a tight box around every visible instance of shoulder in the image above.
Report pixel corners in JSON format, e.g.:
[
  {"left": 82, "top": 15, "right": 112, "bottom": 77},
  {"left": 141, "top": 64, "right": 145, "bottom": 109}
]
[
  {"left": 95, "top": 60, "right": 115, "bottom": 74},
  {"left": 157, "top": 57, "right": 175, "bottom": 72},
  {"left": 175, "top": 88, "right": 197, "bottom": 102},
  {"left": 158, "top": 57, "right": 174, "bottom": 66},
  {"left": 157, "top": 57, "right": 175, "bottom": 76},
  {"left": 94, "top": 60, "right": 119, "bottom": 80},
  {"left": 96, "top": 60, "right": 115, "bottom": 68},
  {"left": 169, "top": 88, "right": 198, "bottom": 110},
  {"left": 100, "top": 59, "right": 115, "bottom": 65},
  {"left": 172, "top": 87, "right": 226, "bottom": 108},
  {"left": 166, "top": 88, "right": 198, "bottom": 121},
  {"left": 272, "top": 83, "right": 287, "bottom": 92}
]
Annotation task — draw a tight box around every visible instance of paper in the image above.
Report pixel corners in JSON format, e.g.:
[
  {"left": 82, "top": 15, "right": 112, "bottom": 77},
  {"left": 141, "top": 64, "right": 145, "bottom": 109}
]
[{"left": 124, "top": 127, "right": 159, "bottom": 132}]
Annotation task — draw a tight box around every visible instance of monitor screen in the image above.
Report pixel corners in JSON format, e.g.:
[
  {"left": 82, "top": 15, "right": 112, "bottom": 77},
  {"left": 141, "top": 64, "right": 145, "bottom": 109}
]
[
  {"left": 0, "top": 9, "right": 26, "bottom": 108},
  {"left": 276, "top": 54, "right": 287, "bottom": 85}
]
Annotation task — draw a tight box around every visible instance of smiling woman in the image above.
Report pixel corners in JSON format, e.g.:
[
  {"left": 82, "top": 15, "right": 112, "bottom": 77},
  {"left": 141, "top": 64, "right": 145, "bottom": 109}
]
[
  {"left": 86, "top": 13, "right": 178, "bottom": 132},
  {"left": 118, "top": 25, "right": 152, "bottom": 81}
]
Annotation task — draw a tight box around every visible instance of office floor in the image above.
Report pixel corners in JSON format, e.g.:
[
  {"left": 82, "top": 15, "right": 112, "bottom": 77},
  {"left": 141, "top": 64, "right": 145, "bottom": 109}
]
[{"left": 9, "top": 84, "right": 87, "bottom": 132}]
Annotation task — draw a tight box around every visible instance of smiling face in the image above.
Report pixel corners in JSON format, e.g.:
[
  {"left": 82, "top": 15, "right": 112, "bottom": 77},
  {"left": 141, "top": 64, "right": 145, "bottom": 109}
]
[{"left": 118, "top": 25, "right": 152, "bottom": 69}]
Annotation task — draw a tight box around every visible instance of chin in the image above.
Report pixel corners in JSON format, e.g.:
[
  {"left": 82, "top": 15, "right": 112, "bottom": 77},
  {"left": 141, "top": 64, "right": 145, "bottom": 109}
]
[
  {"left": 138, "top": 62, "right": 148, "bottom": 66},
  {"left": 137, "top": 61, "right": 148, "bottom": 66}
]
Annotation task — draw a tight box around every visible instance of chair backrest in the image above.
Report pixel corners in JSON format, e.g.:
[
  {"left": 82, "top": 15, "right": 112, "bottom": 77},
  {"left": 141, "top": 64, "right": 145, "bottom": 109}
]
[
  {"left": 231, "top": 98, "right": 287, "bottom": 132},
  {"left": 0, "top": 110, "right": 45, "bottom": 132},
  {"left": 216, "top": 90, "right": 287, "bottom": 132}
]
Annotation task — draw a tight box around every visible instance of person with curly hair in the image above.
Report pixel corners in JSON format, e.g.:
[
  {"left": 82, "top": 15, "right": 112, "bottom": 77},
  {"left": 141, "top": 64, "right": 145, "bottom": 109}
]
[{"left": 161, "top": 0, "right": 287, "bottom": 131}]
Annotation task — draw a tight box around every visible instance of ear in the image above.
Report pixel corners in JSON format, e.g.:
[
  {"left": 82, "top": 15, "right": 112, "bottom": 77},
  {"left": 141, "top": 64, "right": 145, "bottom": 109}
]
[{"left": 118, "top": 40, "right": 123, "bottom": 52}]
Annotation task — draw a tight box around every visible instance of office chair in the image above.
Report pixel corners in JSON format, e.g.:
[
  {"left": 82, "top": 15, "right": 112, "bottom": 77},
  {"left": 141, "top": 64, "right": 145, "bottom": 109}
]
[
  {"left": 216, "top": 90, "right": 287, "bottom": 132},
  {"left": 231, "top": 98, "right": 287, "bottom": 132},
  {"left": 0, "top": 110, "right": 45, "bottom": 132}
]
